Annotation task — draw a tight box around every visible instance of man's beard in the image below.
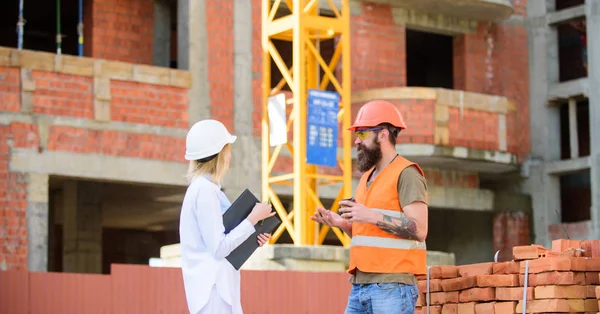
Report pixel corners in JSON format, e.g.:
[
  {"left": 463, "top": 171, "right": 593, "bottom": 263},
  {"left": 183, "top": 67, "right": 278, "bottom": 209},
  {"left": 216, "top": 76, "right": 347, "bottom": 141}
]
[{"left": 357, "top": 139, "right": 382, "bottom": 172}]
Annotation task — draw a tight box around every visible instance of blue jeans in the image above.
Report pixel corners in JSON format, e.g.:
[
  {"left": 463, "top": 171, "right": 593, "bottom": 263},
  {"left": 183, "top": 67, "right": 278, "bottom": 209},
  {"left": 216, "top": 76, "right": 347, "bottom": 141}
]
[{"left": 344, "top": 283, "right": 419, "bottom": 314}]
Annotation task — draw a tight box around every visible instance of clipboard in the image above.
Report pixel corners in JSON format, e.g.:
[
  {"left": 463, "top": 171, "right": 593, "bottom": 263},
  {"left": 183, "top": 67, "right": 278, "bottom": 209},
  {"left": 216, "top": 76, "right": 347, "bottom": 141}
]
[{"left": 222, "top": 189, "right": 282, "bottom": 270}]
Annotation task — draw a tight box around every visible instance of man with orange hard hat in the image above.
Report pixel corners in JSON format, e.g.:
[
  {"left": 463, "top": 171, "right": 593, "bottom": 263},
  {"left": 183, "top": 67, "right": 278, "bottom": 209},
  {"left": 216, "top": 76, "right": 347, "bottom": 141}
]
[{"left": 311, "top": 99, "right": 428, "bottom": 314}]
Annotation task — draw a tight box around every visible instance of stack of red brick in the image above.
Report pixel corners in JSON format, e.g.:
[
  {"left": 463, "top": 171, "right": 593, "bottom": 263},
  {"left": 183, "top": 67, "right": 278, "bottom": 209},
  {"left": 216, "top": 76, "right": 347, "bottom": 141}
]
[{"left": 415, "top": 239, "right": 600, "bottom": 314}]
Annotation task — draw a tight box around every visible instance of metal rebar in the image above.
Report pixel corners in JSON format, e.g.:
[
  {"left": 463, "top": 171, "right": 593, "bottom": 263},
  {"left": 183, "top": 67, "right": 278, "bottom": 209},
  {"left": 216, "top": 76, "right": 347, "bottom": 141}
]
[
  {"left": 17, "top": 0, "right": 25, "bottom": 50},
  {"left": 56, "top": 0, "right": 62, "bottom": 54},
  {"left": 77, "top": 0, "right": 83, "bottom": 56}
]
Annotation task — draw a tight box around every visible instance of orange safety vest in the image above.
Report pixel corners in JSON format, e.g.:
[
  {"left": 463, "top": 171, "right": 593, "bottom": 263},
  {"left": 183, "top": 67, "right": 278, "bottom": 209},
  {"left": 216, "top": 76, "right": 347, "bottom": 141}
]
[{"left": 348, "top": 155, "right": 427, "bottom": 276}]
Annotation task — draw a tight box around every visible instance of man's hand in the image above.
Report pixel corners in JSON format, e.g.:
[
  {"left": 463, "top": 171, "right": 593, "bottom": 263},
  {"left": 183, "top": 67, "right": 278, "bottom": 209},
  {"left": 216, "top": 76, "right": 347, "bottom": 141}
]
[
  {"left": 337, "top": 199, "right": 428, "bottom": 242},
  {"left": 338, "top": 200, "right": 381, "bottom": 224},
  {"left": 310, "top": 207, "right": 345, "bottom": 227},
  {"left": 310, "top": 207, "right": 352, "bottom": 236}
]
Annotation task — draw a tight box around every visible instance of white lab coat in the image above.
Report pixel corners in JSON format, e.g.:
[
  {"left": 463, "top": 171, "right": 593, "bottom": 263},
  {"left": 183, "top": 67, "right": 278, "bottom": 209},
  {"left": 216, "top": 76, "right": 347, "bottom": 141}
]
[{"left": 179, "top": 175, "right": 256, "bottom": 314}]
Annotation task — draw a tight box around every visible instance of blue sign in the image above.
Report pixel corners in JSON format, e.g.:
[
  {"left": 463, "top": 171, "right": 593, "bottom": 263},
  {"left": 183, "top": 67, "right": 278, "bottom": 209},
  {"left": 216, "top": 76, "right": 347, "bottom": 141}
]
[{"left": 306, "top": 89, "right": 339, "bottom": 167}]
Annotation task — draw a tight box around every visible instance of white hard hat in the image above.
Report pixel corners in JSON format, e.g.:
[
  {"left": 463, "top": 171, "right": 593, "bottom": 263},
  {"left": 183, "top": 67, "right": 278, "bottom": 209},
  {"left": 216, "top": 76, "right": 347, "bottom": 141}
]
[{"left": 184, "top": 119, "right": 237, "bottom": 161}]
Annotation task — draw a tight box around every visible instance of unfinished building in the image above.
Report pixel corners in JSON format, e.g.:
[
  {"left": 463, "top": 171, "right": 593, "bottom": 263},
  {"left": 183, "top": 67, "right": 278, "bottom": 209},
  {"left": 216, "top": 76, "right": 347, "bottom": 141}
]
[
  {"left": 524, "top": 0, "right": 599, "bottom": 246},
  {"left": 0, "top": 0, "right": 539, "bottom": 273}
]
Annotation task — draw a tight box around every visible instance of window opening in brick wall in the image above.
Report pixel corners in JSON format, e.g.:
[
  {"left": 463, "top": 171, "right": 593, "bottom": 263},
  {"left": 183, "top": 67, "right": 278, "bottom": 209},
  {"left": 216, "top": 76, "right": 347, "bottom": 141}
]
[
  {"left": 555, "top": 0, "right": 584, "bottom": 11},
  {"left": 48, "top": 177, "right": 183, "bottom": 274},
  {"left": 558, "top": 17, "right": 587, "bottom": 82},
  {"left": 559, "top": 98, "right": 590, "bottom": 160},
  {"left": 0, "top": 0, "right": 80, "bottom": 56},
  {"left": 406, "top": 29, "right": 453, "bottom": 89},
  {"left": 170, "top": 0, "right": 178, "bottom": 68},
  {"left": 559, "top": 170, "right": 591, "bottom": 223}
]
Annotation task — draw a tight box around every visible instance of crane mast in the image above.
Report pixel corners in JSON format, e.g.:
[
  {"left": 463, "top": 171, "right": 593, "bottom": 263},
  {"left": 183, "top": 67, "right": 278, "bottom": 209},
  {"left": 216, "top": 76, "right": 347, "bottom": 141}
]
[{"left": 261, "top": 0, "right": 353, "bottom": 246}]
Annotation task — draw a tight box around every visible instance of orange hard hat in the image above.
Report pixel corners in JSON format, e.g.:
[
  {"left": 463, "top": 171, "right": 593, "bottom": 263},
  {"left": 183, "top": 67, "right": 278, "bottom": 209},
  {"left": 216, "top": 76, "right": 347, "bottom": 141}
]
[{"left": 348, "top": 100, "right": 406, "bottom": 131}]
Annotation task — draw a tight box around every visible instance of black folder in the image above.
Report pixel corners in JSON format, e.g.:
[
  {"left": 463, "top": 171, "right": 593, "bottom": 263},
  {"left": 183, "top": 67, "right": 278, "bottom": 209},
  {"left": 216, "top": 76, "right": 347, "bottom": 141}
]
[{"left": 222, "top": 189, "right": 282, "bottom": 270}]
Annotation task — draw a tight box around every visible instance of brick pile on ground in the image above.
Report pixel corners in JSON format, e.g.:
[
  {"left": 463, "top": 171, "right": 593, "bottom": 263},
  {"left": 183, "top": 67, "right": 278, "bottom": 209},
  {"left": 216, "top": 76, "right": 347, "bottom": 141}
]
[{"left": 414, "top": 239, "right": 600, "bottom": 314}]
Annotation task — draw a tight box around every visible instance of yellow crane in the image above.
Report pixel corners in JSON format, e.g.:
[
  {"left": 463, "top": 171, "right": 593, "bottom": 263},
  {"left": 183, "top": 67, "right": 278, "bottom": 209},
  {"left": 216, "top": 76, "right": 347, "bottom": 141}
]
[{"left": 261, "top": 0, "right": 352, "bottom": 246}]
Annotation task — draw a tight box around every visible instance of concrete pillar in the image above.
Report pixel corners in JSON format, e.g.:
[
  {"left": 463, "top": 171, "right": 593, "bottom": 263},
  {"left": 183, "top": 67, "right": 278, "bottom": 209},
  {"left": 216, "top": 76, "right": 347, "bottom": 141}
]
[
  {"left": 26, "top": 173, "right": 49, "bottom": 271},
  {"left": 62, "top": 180, "right": 103, "bottom": 274},
  {"left": 153, "top": 0, "right": 171, "bottom": 67},
  {"left": 586, "top": 0, "right": 600, "bottom": 239},
  {"left": 178, "top": 0, "right": 211, "bottom": 124},
  {"left": 525, "top": 0, "right": 562, "bottom": 247},
  {"left": 223, "top": 0, "right": 262, "bottom": 200}
]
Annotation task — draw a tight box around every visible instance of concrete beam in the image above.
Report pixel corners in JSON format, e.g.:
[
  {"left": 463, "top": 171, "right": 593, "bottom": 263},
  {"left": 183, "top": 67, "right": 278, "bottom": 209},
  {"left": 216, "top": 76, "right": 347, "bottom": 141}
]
[
  {"left": 548, "top": 78, "right": 589, "bottom": 102},
  {"left": 0, "top": 112, "right": 187, "bottom": 139},
  {"left": 0, "top": 47, "right": 191, "bottom": 88},
  {"left": 527, "top": 4, "right": 585, "bottom": 27},
  {"left": 547, "top": 4, "right": 585, "bottom": 25},
  {"left": 544, "top": 156, "right": 591, "bottom": 175},
  {"left": 9, "top": 149, "right": 188, "bottom": 187}
]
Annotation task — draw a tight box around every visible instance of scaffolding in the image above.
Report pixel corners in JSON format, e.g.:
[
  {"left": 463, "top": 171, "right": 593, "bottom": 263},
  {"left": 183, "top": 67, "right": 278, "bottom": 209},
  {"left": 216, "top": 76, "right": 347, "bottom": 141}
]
[
  {"left": 261, "top": 0, "right": 352, "bottom": 246},
  {"left": 15, "top": 0, "right": 83, "bottom": 56}
]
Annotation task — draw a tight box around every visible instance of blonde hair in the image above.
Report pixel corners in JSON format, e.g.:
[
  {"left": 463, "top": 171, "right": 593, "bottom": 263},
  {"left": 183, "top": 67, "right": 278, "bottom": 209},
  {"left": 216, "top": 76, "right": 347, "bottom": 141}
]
[{"left": 186, "top": 144, "right": 232, "bottom": 185}]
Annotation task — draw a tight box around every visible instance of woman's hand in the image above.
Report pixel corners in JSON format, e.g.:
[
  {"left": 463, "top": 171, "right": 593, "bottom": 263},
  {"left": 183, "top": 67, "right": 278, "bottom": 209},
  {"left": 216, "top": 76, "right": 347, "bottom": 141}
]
[
  {"left": 248, "top": 202, "right": 276, "bottom": 225},
  {"left": 257, "top": 233, "right": 271, "bottom": 246}
]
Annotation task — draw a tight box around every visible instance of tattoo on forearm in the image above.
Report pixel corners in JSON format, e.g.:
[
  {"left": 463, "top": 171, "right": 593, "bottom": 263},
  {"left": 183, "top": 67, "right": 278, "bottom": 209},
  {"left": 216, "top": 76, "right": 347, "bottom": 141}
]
[{"left": 376, "top": 213, "right": 419, "bottom": 240}]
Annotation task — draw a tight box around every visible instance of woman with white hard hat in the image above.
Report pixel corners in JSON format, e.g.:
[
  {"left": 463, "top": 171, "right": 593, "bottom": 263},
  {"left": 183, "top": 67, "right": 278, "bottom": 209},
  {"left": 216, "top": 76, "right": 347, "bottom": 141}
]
[{"left": 179, "top": 119, "right": 275, "bottom": 314}]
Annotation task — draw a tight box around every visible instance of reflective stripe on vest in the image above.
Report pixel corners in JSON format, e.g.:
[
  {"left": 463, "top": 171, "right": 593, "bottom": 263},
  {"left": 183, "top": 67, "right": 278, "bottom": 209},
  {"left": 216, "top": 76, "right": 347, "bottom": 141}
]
[{"left": 351, "top": 235, "right": 427, "bottom": 250}]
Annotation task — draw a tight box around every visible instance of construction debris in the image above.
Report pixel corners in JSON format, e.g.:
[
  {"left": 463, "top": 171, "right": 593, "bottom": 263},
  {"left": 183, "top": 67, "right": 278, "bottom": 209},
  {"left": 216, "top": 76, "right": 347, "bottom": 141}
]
[{"left": 415, "top": 239, "right": 600, "bottom": 314}]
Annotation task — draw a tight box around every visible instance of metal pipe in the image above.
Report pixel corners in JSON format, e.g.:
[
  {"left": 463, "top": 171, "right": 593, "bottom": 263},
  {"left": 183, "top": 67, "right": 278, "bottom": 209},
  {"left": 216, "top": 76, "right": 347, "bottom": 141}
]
[
  {"left": 77, "top": 0, "right": 83, "bottom": 56},
  {"left": 56, "top": 0, "right": 62, "bottom": 54},
  {"left": 17, "top": 0, "right": 25, "bottom": 50}
]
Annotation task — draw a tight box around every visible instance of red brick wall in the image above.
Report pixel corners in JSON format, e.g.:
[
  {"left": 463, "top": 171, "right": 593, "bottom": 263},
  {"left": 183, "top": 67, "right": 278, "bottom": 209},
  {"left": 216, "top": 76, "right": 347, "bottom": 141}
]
[
  {"left": 85, "top": 0, "right": 154, "bottom": 65},
  {"left": 425, "top": 169, "right": 479, "bottom": 188},
  {"left": 0, "top": 122, "right": 40, "bottom": 270},
  {"left": 548, "top": 220, "right": 591, "bottom": 240},
  {"left": 32, "top": 71, "right": 95, "bottom": 119},
  {"left": 512, "top": 0, "right": 527, "bottom": 16},
  {"left": 448, "top": 108, "right": 499, "bottom": 151},
  {"left": 4, "top": 69, "right": 189, "bottom": 129},
  {"left": 496, "top": 25, "right": 530, "bottom": 160},
  {"left": 351, "top": 2, "right": 406, "bottom": 91},
  {"left": 493, "top": 212, "right": 530, "bottom": 262},
  {"left": 380, "top": 99, "right": 435, "bottom": 145},
  {"left": 110, "top": 81, "right": 189, "bottom": 128},
  {"left": 453, "top": 21, "right": 530, "bottom": 159},
  {"left": 0, "top": 67, "right": 20, "bottom": 112},
  {"left": 0, "top": 65, "right": 189, "bottom": 270},
  {"left": 207, "top": 1, "right": 235, "bottom": 131},
  {"left": 48, "top": 127, "right": 184, "bottom": 162}
]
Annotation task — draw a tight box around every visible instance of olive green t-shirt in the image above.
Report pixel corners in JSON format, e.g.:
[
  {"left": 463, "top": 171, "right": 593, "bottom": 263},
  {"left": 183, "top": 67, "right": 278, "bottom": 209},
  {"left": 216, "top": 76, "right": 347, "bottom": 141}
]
[{"left": 348, "top": 165, "right": 428, "bottom": 285}]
